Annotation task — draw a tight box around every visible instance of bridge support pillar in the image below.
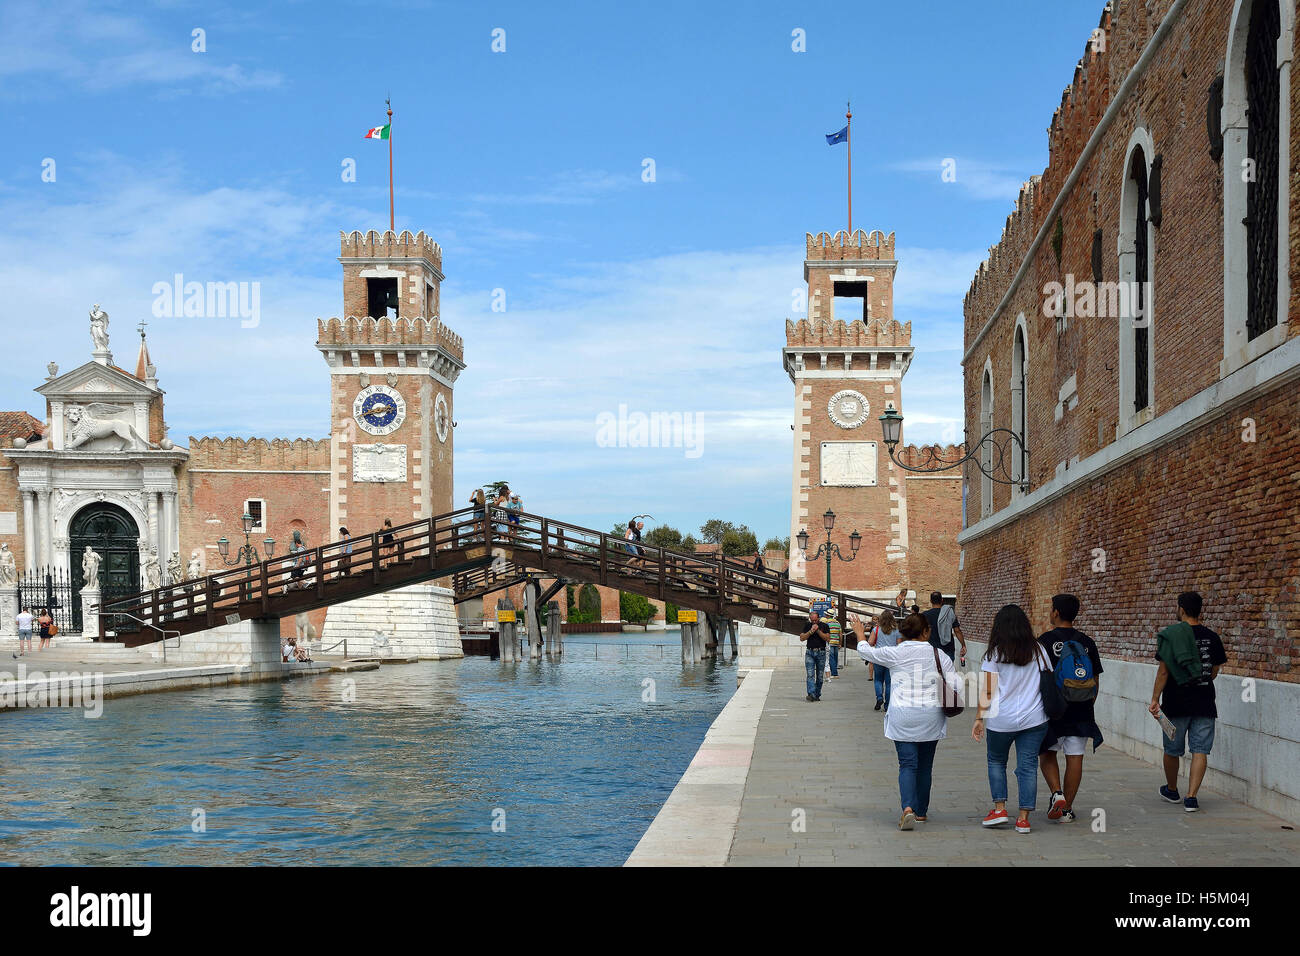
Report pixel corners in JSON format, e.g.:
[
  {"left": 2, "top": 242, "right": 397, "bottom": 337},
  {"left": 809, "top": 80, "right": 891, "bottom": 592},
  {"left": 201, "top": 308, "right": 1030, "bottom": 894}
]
[
  {"left": 545, "top": 601, "right": 562, "bottom": 657},
  {"left": 497, "top": 597, "right": 517, "bottom": 663}
]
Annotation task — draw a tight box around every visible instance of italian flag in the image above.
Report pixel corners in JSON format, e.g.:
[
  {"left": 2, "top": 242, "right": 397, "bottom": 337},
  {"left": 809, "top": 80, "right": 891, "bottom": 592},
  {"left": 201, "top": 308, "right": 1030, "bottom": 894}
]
[{"left": 364, "top": 124, "right": 390, "bottom": 140}]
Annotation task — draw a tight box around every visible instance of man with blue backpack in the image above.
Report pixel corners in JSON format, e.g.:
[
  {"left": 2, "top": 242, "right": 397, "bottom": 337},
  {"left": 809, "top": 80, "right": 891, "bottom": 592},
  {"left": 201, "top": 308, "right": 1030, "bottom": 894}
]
[{"left": 1036, "top": 594, "right": 1104, "bottom": 823}]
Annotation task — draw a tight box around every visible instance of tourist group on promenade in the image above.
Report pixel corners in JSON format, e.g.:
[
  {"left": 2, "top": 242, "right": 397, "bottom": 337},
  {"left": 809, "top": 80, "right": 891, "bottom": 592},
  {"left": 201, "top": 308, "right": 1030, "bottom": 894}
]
[{"left": 799, "top": 590, "right": 1227, "bottom": 833}]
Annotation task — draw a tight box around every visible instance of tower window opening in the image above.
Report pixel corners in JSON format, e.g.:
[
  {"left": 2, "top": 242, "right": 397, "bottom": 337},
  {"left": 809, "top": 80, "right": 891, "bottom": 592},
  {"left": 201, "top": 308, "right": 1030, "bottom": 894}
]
[
  {"left": 832, "top": 280, "right": 871, "bottom": 321},
  {"left": 367, "top": 277, "right": 399, "bottom": 319}
]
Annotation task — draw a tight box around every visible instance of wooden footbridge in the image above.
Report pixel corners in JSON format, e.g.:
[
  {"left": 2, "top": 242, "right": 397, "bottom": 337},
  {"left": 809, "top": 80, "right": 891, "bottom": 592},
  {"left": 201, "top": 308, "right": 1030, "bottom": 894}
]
[{"left": 102, "top": 508, "right": 895, "bottom": 647}]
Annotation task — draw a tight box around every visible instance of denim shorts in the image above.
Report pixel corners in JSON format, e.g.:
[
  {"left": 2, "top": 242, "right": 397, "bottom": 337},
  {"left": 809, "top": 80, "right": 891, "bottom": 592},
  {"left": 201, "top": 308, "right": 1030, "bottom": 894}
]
[{"left": 1163, "top": 715, "right": 1215, "bottom": 757}]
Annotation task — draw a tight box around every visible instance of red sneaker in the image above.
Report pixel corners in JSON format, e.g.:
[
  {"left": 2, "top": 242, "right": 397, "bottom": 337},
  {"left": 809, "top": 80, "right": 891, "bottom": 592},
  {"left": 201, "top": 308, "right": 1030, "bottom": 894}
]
[
  {"left": 1047, "top": 791, "right": 1067, "bottom": 820},
  {"left": 981, "top": 809, "right": 1010, "bottom": 827},
  {"left": 1015, "top": 817, "right": 1032, "bottom": 833}
]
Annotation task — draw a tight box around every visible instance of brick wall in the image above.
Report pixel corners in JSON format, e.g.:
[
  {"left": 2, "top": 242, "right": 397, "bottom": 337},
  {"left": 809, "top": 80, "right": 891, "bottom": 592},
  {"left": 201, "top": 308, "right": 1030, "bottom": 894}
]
[
  {"left": 958, "top": 383, "right": 1300, "bottom": 680},
  {"left": 179, "top": 437, "right": 332, "bottom": 639},
  {"left": 959, "top": 0, "right": 1299, "bottom": 681},
  {"left": 902, "top": 472, "right": 963, "bottom": 596}
]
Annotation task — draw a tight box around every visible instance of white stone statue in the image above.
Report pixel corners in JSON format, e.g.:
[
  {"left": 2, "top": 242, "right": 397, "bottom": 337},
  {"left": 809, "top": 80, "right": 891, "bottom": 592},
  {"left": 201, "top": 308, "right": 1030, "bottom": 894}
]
[
  {"left": 186, "top": 548, "right": 205, "bottom": 581},
  {"left": 143, "top": 547, "right": 162, "bottom": 590},
  {"left": 0, "top": 543, "right": 16, "bottom": 586},
  {"left": 65, "top": 404, "right": 157, "bottom": 451},
  {"left": 166, "top": 551, "right": 183, "bottom": 586},
  {"left": 82, "top": 547, "right": 102, "bottom": 588},
  {"left": 90, "top": 304, "right": 110, "bottom": 352}
]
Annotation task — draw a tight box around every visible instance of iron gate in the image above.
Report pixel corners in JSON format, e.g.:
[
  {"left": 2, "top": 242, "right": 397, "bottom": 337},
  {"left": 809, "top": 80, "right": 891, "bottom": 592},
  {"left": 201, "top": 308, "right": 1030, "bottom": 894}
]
[{"left": 16, "top": 566, "right": 79, "bottom": 635}]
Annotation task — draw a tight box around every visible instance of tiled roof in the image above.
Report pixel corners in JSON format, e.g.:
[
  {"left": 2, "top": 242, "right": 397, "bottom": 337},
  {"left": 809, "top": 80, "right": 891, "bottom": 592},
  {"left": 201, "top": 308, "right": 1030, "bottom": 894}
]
[{"left": 0, "top": 411, "right": 43, "bottom": 440}]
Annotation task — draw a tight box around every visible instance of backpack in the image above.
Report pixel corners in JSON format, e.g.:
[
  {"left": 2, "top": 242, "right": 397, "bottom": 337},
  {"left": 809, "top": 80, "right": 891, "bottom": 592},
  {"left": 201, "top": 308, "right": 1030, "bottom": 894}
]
[{"left": 1055, "top": 639, "right": 1098, "bottom": 703}]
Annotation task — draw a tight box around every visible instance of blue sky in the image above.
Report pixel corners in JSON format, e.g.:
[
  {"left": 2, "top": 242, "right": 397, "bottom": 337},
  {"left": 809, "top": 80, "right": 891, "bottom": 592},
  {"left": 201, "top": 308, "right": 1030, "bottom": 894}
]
[{"left": 0, "top": 0, "right": 1107, "bottom": 542}]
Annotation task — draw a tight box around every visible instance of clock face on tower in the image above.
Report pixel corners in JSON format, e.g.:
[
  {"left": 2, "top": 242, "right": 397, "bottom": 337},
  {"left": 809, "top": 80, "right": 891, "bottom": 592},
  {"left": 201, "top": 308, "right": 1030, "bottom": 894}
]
[
  {"left": 828, "top": 389, "right": 870, "bottom": 429},
  {"left": 434, "top": 392, "right": 450, "bottom": 443},
  {"left": 353, "top": 384, "right": 407, "bottom": 436}
]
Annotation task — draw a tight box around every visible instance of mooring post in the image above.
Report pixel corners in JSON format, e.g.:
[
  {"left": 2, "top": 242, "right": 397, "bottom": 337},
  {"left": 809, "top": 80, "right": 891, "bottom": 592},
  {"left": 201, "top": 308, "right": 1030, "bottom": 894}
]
[
  {"left": 523, "top": 578, "right": 543, "bottom": 660},
  {"left": 694, "top": 614, "right": 712, "bottom": 660},
  {"left": 497, "top": 596, "right": 517, "bottom": 663},
  {"left": 546, "top": 601, "right": 562, "bottom": 657},
  {"left": 680, "top": 619, "right": 697, "bottom": 663}
]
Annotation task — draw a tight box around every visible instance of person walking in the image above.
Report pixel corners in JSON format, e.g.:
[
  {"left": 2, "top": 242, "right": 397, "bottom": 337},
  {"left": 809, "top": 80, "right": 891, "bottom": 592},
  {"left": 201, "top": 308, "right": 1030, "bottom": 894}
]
[
  {"left": 852, "top": 611, "right": 958, "bottom": 830},
  {"left": 14, "top": 606, "right": 34, "bottom": 658},
  {"left": 973, "top": 604, "right": 1051, "bottom": 833},
  {"left": 380, "top": 518, "right": 396, "bottom": 567},
  {"left": 798, "top": 609, "right": 830, "bottom": 702},
  {"left": 1149, "top": 591, "right": 1227, "bottom": 812},
  {"left": 923, "top": 592, "right": 968, "bottom": 667},
  {"left": 37, "top": 607, "right": 54, "bottom": 651},
  {"left": 468, "top": 489, "right": 487, "bottom": 542},
  {"left": 286, "top": 532, "right": 307, "bottom": 592},
  {"left": 337, "top": 527, "right": 353, "bottom": 578},
  {"left": 868, "top": 609, "right": 901, "bottom": 711},
  {"left": 825, "top": 615, "right": 842, "bottom": 680},
  {"left": 507, "top": 493, "right": 522, "bottom": 539},
  {"left": 1037, "top": 594, "right": 1104, "bottom": 823}
]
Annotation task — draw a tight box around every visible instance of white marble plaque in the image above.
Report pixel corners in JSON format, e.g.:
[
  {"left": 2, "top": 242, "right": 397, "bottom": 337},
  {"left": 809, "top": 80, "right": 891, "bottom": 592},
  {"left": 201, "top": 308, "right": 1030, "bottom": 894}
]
[
  {"left": 0, "top": 512, "right": 15, "bottom": 535},
  {"left": 353, "top": 443, "right": 408, "bottom": 483},
  {"left": 820, "top": 441, "right": 878, "bottom": 487}
]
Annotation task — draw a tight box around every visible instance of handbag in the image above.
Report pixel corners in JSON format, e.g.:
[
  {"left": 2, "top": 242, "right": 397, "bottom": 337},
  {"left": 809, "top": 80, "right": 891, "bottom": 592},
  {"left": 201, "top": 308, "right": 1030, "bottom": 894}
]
[
  {"left": 932, "top": 646, "right": 964, "bottom": 717},
  {"left": 48, "top": 622, "right": 59, "bottom": 637},
  {"left": 1037, "top": 646, "right": 1068, "bottom": 720}
]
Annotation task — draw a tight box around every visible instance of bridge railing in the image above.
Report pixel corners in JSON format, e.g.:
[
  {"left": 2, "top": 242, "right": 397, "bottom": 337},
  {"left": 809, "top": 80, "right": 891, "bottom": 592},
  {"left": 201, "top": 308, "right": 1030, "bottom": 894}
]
[{"left": 103, "top": 506, "right": 899, "bottom": 639}]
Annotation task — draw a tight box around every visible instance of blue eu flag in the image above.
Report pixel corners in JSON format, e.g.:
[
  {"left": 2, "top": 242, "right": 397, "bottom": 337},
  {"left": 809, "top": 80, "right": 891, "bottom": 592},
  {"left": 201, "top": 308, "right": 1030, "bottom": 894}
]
[{"left": 825, "top": 125, "right": 848, "bottom": 146}]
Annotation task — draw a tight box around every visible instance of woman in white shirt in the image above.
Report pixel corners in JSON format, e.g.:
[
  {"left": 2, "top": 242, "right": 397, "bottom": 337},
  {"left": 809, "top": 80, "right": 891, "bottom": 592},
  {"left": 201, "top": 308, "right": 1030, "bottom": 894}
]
[
  {"left": 972, "top": 604, "right": 1051, "bottom": 833},
  {"left": 852, "top": 611, "right": 959, "bottom": 831}
]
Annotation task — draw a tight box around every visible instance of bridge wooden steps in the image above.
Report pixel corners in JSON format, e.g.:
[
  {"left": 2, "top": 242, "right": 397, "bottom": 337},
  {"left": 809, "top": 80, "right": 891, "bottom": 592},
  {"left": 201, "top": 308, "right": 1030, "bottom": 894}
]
[{"left": 103, "top": 508, "right": 895, "bottom": 647}]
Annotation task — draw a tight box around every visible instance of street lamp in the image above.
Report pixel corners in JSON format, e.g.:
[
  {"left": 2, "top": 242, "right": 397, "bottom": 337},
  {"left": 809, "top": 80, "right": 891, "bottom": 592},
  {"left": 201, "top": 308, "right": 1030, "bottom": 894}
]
[
  {"left": 797, "top": 509, "right": 861, "bottom": 592},
  {"left": 878, "top": 407, "right": 1029, "bottom": 491},
  {"left": 216, "top": 513, "right": 276, "bottom": 568}
]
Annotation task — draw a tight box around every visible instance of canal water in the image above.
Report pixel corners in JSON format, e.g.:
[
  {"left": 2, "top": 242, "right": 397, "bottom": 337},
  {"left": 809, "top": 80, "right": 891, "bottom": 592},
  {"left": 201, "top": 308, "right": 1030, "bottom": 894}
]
[{"left": 0, "top": 632, "right": 734, "bottom": 866}]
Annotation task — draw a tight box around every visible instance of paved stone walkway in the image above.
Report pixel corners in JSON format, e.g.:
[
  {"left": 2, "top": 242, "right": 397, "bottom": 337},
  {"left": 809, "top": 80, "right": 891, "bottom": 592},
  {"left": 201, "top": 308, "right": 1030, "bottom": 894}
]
[{"left": 727, "top": 656, "right": 1297, "bottom": 866}]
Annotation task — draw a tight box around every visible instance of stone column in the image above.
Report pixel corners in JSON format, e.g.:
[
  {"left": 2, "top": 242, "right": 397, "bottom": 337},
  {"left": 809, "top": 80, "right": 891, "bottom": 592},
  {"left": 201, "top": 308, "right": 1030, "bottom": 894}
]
[
  {"left": 162, "top": 492, "right": 177, "bottom": 569},
  {"left": 80, "top": 585, "right": 101, "bottom": 642},
  {"left": 147, "top": 492, "right": 161, "bottom": 556},
  {"left": 21, "top": 491, "right": 35, "bottom": 574},
  {"left": 0, "top": 587, "right": 16, "bottom": 638},
  {"left": 35, "top": 490, "right": 51, "bottom": 568}
]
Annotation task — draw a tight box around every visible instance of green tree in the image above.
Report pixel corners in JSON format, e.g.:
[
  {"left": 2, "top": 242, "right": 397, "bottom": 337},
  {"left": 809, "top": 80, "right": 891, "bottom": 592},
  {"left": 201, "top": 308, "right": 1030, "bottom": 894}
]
[
  {"left": 699, "top": 519, "right": 736, "bottom": 544},
  {"left": 620, "top": 591, "right": 655, "bottom": 625},
  {"left": 720, "top": 527, "right": 759, "bottom": 557},
  {"left": 643, "top": 524, "right": 683, "bottom": 550},
  {"left": 665, "top": 602, "right": 679, "bottom": 624},
  {"left": 681, "top": 534, "right": 700, "bottom": 551},
  {"left": 762, "top": 536, "right": 788, "bottom": 556}
]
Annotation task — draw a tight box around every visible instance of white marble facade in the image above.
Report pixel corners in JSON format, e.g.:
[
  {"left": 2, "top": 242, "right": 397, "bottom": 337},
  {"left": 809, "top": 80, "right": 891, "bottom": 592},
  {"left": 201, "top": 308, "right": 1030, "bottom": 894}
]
[{"left": 3, "top": 344, "right": 188, "bottom": 576}]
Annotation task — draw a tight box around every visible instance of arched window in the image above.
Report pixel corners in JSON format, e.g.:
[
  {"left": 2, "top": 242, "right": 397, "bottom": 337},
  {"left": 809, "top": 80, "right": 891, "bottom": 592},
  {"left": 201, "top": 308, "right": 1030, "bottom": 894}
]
[
  {"left": 1222, "top": 0, "right": 1292, "bottom": 375},
  {"left": 1010, "top": 318, "right": 1028, "bottom": 492},
  {"left": 1118, "top": 130, "right": 1156, "bottom": 434},
  {"left": 980, "top": 362, "right": 994, "bottom": 518}
]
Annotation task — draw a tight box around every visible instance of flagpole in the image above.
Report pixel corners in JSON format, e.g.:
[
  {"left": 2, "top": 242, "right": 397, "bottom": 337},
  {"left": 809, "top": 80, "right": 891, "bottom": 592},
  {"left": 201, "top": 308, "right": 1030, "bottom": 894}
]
[
  {"left": 387, "top": 98, "right": 395, "bottom": 232},
  {"left": 846, "top": 100, "right": 852, "bottom": 236}
]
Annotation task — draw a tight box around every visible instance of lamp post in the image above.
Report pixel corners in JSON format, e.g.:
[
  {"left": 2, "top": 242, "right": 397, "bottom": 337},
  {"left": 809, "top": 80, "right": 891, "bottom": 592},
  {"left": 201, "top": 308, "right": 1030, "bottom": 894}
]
[
  {"left": 877, "top": 407, "right": 1030, "bottom": 491},
  {"left": 217, "top": 513, "right": 276, "bottom": 600},
  {"left": 797, "top": 510, "right": 860, "bottom": 671},
  {"left": 796, "top": 509, "right": 861, "bottom": 593}
]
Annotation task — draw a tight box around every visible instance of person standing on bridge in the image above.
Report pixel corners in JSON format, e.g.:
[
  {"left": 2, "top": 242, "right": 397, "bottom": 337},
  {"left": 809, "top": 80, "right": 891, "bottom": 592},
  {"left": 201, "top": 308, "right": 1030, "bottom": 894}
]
[
  {"left": 798, "top": 609, "right": 830, "bottom": 702},
  {"left": 852, "top": 611, "right": 958, "bottom": 830},
  {"left": 381, "top": 518, "right": 396, "bottom": 568},
  {"left": 337, "top": 527, "right": 352, "bottom": 578}
]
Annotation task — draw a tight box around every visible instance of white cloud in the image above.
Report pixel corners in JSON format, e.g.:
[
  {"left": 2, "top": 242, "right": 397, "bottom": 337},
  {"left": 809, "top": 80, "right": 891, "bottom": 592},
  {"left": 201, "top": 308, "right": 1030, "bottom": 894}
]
[{"left": 888, "top": 158, "right": 1034, "bottom": 203}]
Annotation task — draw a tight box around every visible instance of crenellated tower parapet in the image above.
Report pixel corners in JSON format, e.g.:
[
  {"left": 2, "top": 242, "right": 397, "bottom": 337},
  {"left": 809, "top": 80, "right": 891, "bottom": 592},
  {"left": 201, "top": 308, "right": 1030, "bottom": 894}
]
[
  {"left": 186, "top": 436, "right": 331, "bottom": 472},
  {"left": 317, "top": 316, "right": 464, "bottom": 363},
  {"left": 340, "top": 229, "right": 442, "bottom": 271},
  {"left": 806, "top": 229, "right": 896, "bottom": 262}
]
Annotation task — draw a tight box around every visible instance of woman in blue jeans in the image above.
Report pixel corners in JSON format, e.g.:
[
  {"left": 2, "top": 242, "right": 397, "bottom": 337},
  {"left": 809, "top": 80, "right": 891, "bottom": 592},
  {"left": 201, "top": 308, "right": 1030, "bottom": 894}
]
[
  {"left": 867, "top": 610, "right": 901, "bottom": 711},
  {"left": 852, "top": 611, "right": 958, "bottom": 831},
  {"left": 972, "top": 604, "right": 1050, "bottom": 834}
]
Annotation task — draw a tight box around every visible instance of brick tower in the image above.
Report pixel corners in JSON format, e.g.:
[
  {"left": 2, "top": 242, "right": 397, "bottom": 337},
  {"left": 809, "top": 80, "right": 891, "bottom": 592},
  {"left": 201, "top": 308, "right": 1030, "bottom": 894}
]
[
  {"left": 785, "top": 229, "right": 914, "bottom": 597},
  {"left": 315, "top": 228, "right": 466, "bottom": 658}
]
